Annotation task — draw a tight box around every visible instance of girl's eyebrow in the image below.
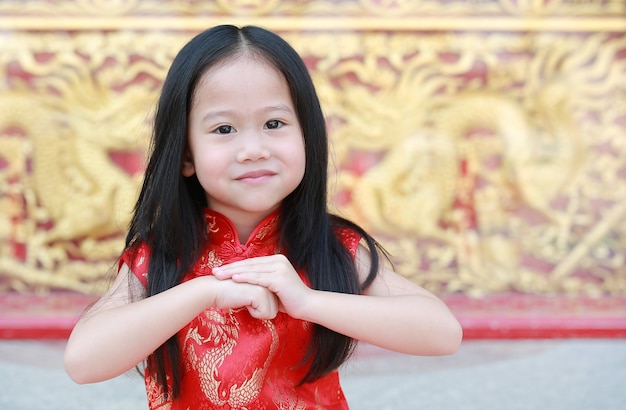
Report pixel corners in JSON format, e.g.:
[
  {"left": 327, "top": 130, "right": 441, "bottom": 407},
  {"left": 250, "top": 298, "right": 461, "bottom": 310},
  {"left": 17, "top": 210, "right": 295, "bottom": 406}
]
[
  {"left": 202, "top": 104, "right": 294, "bottom": 123},
  {"left": 201, "top": 110, "right": 234, "bottom": 124},
  {"left": 263, "top": 104, "right": 294, "bottom": 114}
]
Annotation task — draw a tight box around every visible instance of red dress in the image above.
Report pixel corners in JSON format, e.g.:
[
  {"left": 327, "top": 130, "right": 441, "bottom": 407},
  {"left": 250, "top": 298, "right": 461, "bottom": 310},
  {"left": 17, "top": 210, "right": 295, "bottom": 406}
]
[{"left": 120, "top": 209, "right": 360, "bottom": 409}]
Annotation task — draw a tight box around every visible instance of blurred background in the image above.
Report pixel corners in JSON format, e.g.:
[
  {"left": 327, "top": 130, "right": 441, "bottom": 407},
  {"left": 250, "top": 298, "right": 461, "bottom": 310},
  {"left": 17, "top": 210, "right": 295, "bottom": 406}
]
[{"left": 0, "top": 1, "right": 625, "bottom": 408}]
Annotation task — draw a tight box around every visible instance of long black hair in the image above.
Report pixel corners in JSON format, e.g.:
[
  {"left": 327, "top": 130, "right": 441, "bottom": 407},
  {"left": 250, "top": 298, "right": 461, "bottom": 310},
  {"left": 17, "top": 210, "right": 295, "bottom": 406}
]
[{"left": 126, "top": 24, "right": 385, "bottom": 399}]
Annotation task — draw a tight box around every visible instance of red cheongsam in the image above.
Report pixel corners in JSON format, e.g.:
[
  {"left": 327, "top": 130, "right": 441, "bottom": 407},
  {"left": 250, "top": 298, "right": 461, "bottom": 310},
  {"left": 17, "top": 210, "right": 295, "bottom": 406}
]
[{"left": 120, "top": 208, "right": 361, "bottom": 409}]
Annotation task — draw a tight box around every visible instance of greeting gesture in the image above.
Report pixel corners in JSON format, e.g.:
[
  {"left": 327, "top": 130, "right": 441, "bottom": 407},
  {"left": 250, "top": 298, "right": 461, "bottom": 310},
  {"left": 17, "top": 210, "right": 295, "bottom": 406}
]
[{"left": 213, "top": 254, "right": 312, "bottom": 319}]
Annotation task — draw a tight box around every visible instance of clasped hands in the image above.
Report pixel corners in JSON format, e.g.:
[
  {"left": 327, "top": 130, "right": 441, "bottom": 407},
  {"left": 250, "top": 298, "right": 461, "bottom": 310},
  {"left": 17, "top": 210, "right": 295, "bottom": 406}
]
[{"left": 211, "top": 254, "right": 312, "bottom": 321}]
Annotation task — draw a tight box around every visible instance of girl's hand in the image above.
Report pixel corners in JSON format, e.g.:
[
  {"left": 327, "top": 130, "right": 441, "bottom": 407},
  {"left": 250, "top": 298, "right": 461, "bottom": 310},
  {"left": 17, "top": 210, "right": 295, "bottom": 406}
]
[
  {"left": 212, "top": 255, "right": 312, "bottom": 319},
  {"left": 210, "top": 277, "right": 279, "bottom": 320}
]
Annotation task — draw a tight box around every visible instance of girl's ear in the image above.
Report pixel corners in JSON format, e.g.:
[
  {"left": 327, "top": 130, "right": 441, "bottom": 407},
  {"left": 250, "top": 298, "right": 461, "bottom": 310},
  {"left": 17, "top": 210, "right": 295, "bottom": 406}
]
[{"left": 182, "top": 150, "right": 196, "bottom": 177}]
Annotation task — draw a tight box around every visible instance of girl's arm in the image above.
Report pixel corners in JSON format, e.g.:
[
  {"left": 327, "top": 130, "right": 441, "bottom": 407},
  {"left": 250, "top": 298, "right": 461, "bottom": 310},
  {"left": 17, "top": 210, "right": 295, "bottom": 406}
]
[
  {"left": 64, "top": 264, "right": 278, "bottom": 384},
  {"left": 305, "top": 245, "right": 462, "bottom": 355},
  {"left": 212, "top": 245, "right": 462, "bottom": 356}
]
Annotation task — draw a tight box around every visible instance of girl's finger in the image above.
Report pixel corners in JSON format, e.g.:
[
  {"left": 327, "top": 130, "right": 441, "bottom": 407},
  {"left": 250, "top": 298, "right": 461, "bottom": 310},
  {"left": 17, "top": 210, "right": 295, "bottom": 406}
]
[
  {"left": 232, "top": 272, "right": 271, "bottom": 288},
  {"left": 211, "top": 266, "right": 231, "bottom": 279}
]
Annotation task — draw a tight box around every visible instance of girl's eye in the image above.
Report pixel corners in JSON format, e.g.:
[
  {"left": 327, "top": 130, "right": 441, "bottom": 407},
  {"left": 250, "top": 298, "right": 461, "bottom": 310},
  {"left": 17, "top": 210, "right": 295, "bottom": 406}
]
[
  {"left": 265, "top": 120, "right": 283, "bottom": 130},
  {"left": 215, "top": 125, "right": 235, "bottom": 134}
]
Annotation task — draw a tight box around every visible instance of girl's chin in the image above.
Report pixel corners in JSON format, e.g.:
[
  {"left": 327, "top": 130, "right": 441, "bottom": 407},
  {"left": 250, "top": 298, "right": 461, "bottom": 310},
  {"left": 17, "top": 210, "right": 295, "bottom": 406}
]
[{"left": 208, "top": 203, "right": 281, "bottom": 216}]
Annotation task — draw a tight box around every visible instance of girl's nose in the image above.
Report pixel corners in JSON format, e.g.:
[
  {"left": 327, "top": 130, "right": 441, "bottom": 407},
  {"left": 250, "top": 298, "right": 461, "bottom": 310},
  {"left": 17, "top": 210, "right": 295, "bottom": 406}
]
[{"left": 236, "top": 131, "right": 271, "bottom": 162}]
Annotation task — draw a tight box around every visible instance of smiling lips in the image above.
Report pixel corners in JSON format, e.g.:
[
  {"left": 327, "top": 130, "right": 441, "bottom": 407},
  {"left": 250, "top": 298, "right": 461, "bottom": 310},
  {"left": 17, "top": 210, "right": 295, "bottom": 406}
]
[{"left": 236, "top": 170, "right": 276, "bottom": 183}]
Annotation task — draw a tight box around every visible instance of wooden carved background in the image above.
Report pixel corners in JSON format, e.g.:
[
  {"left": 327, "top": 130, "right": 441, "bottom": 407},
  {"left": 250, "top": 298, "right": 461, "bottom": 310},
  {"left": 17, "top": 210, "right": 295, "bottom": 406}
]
[{"left": 0, "top": 0, "right": 625, "bottom": 297}]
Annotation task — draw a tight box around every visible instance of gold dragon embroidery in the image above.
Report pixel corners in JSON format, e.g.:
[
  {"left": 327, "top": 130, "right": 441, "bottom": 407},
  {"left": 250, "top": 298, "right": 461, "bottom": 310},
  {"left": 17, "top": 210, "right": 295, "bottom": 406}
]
[{"left": 184, "top": 308, "right": 279, "bottom": 407}]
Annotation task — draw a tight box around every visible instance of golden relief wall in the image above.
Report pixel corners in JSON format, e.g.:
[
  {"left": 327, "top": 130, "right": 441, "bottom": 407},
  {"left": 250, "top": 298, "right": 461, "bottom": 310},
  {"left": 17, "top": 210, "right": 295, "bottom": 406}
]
[{"left": 0, "top": 0, "right": 625, "bottom": 297}]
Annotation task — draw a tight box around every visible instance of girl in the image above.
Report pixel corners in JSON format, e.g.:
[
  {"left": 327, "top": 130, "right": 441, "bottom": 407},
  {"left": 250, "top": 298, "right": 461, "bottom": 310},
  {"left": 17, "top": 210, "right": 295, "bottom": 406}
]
[{"left": 64, "top": 25, "right": 462, "bottom": 409}]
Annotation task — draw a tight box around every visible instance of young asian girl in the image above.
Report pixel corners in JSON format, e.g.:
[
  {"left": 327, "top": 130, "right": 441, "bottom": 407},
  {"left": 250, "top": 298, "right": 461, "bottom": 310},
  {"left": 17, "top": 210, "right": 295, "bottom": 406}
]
[{"left": 64, "top": 24, "right": 463, "bottom": 409}]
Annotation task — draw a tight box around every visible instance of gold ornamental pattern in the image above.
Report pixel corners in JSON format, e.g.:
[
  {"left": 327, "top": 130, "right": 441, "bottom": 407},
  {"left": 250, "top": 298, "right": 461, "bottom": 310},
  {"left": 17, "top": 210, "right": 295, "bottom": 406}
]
[
  {"left": 1, "top": 2, "right": 625, "bottom": 296},
  {"left": 0, "top": 0, "right": 624, "bottom": 17}
]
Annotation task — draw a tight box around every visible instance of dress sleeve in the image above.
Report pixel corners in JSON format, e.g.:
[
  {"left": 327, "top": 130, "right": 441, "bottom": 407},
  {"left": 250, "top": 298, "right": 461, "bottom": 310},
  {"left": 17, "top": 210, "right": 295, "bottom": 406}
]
[
  {"left": 333, "top": 226, "right": 361, "bottom": 259},
  {"left": 118, "top": 243, "right": 151, "bottom": 289}
]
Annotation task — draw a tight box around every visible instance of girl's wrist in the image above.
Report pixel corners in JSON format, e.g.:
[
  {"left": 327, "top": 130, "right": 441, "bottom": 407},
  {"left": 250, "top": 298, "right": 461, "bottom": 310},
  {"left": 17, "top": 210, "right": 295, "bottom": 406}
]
[
  {"left": 190, "top": 275, "right": 220, "bottom": 310},
  {"left": 297, "top": 288, "right": 324, "bottom": 323}
]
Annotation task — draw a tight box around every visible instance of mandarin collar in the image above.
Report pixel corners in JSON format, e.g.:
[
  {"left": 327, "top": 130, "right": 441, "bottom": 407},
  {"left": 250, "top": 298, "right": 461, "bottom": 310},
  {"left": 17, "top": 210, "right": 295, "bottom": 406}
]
[{"left": 202, "top": 208, "right": 281, "bottom": 262}]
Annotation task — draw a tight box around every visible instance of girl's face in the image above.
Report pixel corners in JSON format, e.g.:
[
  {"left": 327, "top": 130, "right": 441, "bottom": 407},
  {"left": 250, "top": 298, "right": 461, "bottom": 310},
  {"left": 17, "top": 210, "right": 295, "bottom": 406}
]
[{"left": 184, "top": 55, "right": 306, "bottom": 225}]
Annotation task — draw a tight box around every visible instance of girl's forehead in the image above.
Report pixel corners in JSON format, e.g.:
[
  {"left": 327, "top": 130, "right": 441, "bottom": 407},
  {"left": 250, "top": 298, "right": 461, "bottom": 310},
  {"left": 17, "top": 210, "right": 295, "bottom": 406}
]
[
  {"left": 191, "top": 53, "right": 293, "bottom": 110},
  {"left": 202, "top": 53, "right": 281, "bottom": 81}
]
